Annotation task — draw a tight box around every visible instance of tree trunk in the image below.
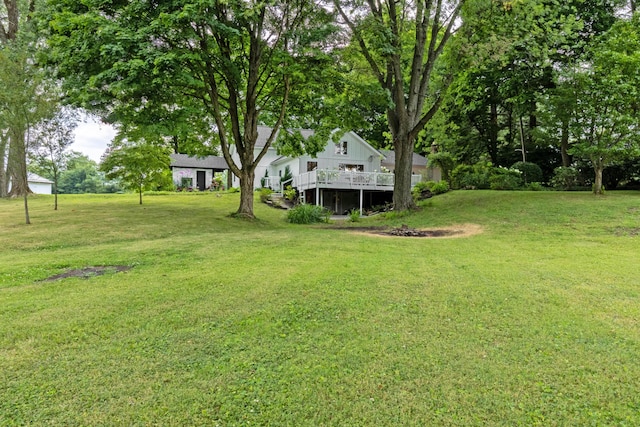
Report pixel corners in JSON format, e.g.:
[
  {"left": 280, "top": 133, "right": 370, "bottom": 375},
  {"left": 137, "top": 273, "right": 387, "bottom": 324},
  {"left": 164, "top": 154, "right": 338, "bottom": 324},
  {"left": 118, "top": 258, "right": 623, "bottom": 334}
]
[
  {"left": 237, "top": 169, "right": 255, "bottom": 218},
  {"left": 593, "top": 158, "right": 604, "bottom": 195},
  {"left": 7, "top": 131, "right": 31, "bottom": 198},
  {"left": 392, "top": 134, "right": 416, "bottom": 211},
  {"left": 0, "top": 136, "right": 7, "bottom": 198},
  {"left": 488, "top": 102, "right": 499, "bottom": 164},
  {"left": 23, "top": 191, "right": 30, "bottom": 224},
  {"left": 560, "top": 116, "right": 571, "bottom": 167},
  {"left": 139, "top": 184, "right": 143, "bottom": 204}
]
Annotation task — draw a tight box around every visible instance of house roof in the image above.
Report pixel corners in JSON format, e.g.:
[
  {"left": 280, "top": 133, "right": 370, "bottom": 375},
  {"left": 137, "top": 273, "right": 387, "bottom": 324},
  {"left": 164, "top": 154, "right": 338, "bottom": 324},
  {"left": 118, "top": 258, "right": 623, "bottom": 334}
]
[
  {"left": 170, "top": 153, "right": 228, "bottom": 170},
  {"left": 27, "top": 173, "right": 53, "bottom": 184},
  {"left": 379, "top": 150, "right": 428, "bottom": 168}
]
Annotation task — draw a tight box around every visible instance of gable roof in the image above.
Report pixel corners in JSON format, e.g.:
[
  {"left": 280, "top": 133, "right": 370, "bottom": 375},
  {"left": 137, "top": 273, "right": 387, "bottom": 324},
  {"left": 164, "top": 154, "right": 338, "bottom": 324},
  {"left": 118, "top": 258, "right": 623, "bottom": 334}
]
[
  {"left": 27, "top": 173, "right": 53, "bottom": 184},
  {"left": 379, "top": 150, "right": 428, "bottom": 168},
  {"left": 170, "top": 153, "right": 228, "bottom": 170}
]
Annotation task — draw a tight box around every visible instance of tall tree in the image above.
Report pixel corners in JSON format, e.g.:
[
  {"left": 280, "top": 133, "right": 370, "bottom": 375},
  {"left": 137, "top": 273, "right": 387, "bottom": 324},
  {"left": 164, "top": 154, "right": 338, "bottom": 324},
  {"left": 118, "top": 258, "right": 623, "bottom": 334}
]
[
  {"left": 47, "top": 0, "right": 336, "bottom": 218},
  {"left": 0, "top": 0, "right": 37, "bottom": 200},
  {"left": 334, "top": 0, "right": 464, "bottom": 211},
  {"left": 569, "top": 15, "right": 640, "bottom": 194}
]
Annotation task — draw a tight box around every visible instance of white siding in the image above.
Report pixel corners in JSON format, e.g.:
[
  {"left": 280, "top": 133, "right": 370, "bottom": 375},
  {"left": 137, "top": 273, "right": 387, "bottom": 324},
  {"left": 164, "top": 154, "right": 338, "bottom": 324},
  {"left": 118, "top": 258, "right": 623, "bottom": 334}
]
[
  {"left": 29, "top": 182, "right": 52, "bottom": 195},
  {"left": 172, "top": 167, "right": 214, "bottom": 189}
]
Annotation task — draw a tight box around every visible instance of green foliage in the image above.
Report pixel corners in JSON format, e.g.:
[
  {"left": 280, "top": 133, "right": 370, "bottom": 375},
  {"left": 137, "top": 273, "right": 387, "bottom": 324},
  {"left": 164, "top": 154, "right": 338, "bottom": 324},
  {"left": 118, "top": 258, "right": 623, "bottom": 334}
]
[
  {"left": 489, "top": 167, "right": 523, "bottom": 190},
  {"left": 258, "top": 187, "right": 273, "bottom": 203},
  {"left": 347, "top": 209, "right": 361, "bottom": 222},
  {"left": 100, "top": 141, "right": 172, "bottom": 203},
  {"left": 281, "top": 165, "right": 293, "bottom": 184},
  {"left": 412, "top": 180, "right": 450, "bottom": 200},
  {"left": 286, "top": 203, "right": 330, "bottom": 224},
  {"left": 283, "top": 185, "right": 296, "bottom": 202},
  {"left": 427, "top": 152, "right": 455, "bottom": 181},
  {"left": 450, "top": 161, "right": 494, "bottom": 189},
  {"left": 526, "top": 181, "right": 544, "bottom": 191},
  {"left": 551, "top": 166, "right": 579, "bottom": 191},
  {"left": 511, "top": 161, "right": 543, "bottom": 184},
  {"left": 227, "top": 187, "right": 240, "bottom": 193}
]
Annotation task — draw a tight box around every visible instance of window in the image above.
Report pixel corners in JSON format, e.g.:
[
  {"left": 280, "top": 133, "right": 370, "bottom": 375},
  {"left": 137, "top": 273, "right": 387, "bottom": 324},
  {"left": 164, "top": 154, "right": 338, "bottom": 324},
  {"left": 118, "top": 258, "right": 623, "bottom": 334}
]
[
  {"left": 334, "top": 140, "right": 348, "bottom": 155},
  {"left": 339, "top": 164, "right": 364, "bottom": 172},
  {"left": 180, "top": 177, "right": 193, "bottom": 188},
  {"left": 307, "top": 161, "right": 317, "bottom": 171}
]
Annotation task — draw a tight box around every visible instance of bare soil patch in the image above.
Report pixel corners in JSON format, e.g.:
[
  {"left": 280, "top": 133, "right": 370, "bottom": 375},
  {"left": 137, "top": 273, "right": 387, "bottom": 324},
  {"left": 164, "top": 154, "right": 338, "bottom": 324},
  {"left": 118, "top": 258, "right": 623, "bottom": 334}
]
[
  {"left": 341, "top": 223, "right": 483, "bottom": 238},
  {"left": 42, "top": 266, "right": 132, "bottom": 282}
]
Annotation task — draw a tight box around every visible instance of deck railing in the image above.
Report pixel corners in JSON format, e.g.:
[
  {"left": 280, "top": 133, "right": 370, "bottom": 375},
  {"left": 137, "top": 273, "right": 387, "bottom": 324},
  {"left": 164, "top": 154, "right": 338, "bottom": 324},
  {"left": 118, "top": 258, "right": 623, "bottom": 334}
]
[{"left": 293, "top": 169, "right": 421, "bottom": 191}]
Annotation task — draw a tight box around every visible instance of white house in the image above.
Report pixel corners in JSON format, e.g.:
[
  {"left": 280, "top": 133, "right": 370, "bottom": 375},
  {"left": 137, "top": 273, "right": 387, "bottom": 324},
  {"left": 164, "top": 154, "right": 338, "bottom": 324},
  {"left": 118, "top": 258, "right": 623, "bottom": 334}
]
[{"left": 230, "top": 126, "right": 425, "bottom": 214}]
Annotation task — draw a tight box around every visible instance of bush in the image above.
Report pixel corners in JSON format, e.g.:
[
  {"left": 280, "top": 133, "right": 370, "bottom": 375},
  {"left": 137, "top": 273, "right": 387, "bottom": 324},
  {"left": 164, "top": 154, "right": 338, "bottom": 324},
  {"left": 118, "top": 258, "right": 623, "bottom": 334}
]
[
  {"left": 526, "top": 182, "right": 544, "bottom": 191},
  {"left": 227, "top": 187, "right": 239, "bottom": 193},
  {"left": 258, "top": 187, "right": 273, "bottom": 203},
  {"left": 348, "top": 209, "right": 361, "bottom": 222},
  {"left": 489, "top": 168, "right": 523, "bottom": 190},
  {"left": 511, "top": 161, "right": 543, "bottom": 184},
  {"left": 283, "top": 185, "right": 297, "bottom": 202},
  {"left": 287, "top": 204, "right": 331, "bottom": 224},
  {"left": 430, "top": 180, "right": 450, "bottom": 195},
  {"left": 551, "top": 167, "right": 579, "bottom": 191},
  {"left": 451, "top": 163, "right": 493, "bottom": 189},
  {"left": 413, "top": 180, "right": 450, "bottom": 200}
]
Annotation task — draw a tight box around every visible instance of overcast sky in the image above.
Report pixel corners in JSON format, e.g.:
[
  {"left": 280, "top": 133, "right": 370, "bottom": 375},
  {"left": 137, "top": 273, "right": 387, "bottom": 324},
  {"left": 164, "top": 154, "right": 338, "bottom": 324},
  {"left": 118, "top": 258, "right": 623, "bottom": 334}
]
[{"left": 70, "top": 116, "right": 116, "bottom": 163}]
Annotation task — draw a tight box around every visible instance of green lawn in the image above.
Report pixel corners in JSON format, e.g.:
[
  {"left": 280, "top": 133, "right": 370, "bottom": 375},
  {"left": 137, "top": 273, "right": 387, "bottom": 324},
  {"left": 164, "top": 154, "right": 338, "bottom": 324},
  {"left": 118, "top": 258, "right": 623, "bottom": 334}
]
[{"left": 1, "top": 190, "right": 639, "bottom": 426}]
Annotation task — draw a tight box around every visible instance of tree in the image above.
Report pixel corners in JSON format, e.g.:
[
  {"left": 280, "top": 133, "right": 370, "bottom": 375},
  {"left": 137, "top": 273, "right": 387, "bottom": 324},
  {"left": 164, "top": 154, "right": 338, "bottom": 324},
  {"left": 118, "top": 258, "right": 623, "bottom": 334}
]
[
  {"left": 29, "top": 108, "right": 76, "bottom": 210},
  {"left": 100, "top": 140, "right": 172, "bottom": 204},
  {"left": 47, "top": 0, "right": 336, "bottom": 218},
  {"left": 56, "top": 152, "right": 116, "bottom": 194},
  {"left": 334, "top": 0, "right": 464, "bottom": 211},
  {"left": 568, "top": 16, "right": 640, "bottom": 194},
  {"left": 0, "top": 0, "right": 37, "bottom": 200}
]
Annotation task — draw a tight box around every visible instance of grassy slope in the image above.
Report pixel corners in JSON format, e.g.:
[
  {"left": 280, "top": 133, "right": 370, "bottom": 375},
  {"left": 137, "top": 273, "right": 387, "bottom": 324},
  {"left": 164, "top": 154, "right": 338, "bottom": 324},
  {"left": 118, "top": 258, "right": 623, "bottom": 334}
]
[{"left": 1, "top": 191, "right": 639, "bottom": 426}]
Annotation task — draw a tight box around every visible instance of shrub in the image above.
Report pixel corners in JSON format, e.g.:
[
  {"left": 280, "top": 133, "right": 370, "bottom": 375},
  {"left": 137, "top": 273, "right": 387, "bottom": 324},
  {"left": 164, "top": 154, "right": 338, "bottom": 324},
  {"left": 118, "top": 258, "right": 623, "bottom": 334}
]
[
  {"left": 348, "top": 209, "right": 361, "bottom": 222},
  {"left": 551, "top": 167, "right": 579, "bottom": 191},
  {"left": 287, "top": 204, "right": 331, "bottom": 224},
  {"left": 511, "top": 161, "right": 543, "bottom": 184},
  {"left": 413, "top": 180, "right": 450, "bottom": 200},
  {"left": 430, "top": 180, "right": 450, "bottom": 195},
  {"left": 427, "top": 151, "right": 455, "bottom": 181},
  {"left": 451, "top": 163, "right": 493, "bottom": 189},
  {"left": 258, "top": 187, "right": 273, "bottom": 203},
  {"left": 489, "top": 168, "right": 523, "bottom": 190},
  {"left": 283, "top": 185, "right": 297, "bottom": 202},
  {"left": 527, "top": 182, "right": 544, "bottom": 191},
  {"left": 227, "top": 187, "right": 239, "bottom": 193}
]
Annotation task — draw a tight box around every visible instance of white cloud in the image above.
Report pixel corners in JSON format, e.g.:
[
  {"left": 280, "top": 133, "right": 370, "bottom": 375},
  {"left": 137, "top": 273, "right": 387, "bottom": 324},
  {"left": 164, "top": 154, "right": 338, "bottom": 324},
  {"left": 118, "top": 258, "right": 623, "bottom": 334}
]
[{"left": 71, "top": 116, "right": 117, "bottom": 163}]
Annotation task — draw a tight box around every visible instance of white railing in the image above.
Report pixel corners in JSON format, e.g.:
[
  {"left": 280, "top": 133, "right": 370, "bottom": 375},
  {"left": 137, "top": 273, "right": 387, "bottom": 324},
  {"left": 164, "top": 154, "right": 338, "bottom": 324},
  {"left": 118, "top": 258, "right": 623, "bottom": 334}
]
[{"left": 293, "top": 169, "right": 422, "bottom": 191}]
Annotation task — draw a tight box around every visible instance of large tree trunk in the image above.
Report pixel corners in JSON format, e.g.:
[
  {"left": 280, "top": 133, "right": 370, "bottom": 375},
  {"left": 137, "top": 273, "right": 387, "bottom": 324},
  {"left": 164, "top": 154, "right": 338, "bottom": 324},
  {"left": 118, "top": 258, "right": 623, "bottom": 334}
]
[
  {"left": 237, "top": 169, "right": 255, "bottom": 217},
  {"left": 392, "top": 133, "right": 416, "bottom": 211},
  {"left": 0, "top": 135, "right": 7, "bottom": 198},
  {"left": 7, "top": 131, "right": 31, "bottom": 198}
]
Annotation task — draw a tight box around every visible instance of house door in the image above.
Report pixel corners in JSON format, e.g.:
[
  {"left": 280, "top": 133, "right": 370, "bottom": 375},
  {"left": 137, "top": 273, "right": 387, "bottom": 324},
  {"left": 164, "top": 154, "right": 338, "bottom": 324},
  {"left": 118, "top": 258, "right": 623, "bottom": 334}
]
[{"left": 197, "top": 171, "right": 206, "bottom": 191}]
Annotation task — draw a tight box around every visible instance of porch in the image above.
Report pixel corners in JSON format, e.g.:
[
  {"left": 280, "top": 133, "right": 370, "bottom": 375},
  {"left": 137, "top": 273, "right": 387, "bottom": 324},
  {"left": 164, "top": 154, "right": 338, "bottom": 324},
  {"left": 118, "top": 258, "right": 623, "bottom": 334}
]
[{"left": 264, "top": 170, "right": 422, "bottom": 214}]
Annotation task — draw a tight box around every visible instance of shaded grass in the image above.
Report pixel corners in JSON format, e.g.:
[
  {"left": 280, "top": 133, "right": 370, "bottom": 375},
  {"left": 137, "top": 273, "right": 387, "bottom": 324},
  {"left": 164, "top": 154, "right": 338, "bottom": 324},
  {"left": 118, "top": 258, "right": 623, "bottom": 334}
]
[{"left": 1, "top": 190, "right": 640, "bottom": 425}]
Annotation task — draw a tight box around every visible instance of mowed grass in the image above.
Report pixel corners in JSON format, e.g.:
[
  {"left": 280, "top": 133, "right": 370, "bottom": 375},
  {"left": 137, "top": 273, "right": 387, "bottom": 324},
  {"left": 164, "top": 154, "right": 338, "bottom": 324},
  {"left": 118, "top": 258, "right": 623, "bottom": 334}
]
[{"left": 1, "top": 190, "right": 639, "bottom": 426}]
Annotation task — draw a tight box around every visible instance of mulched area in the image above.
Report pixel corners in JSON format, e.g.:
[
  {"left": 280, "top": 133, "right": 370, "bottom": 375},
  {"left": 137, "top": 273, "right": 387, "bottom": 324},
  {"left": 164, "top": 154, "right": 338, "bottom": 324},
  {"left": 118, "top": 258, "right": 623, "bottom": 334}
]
[
  {"left": 331, "top": 224, "right": 465, "bottom": 238},
  {"left": 41, "top": 266, "right": 132, "bottom": 282}
]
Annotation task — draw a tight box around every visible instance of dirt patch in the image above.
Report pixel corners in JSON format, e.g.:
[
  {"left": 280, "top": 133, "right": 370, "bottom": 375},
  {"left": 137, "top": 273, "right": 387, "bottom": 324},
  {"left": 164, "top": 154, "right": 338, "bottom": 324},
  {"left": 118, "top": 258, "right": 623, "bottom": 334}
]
[
  {"left": 41, "top": 265, "right": 132, "bottom": 282},
  {"left": 343, "top": 223, "right": 483, "bottom": 238},
  {"left": 614, "top": 227, "right": 640, "bottom": 237}
]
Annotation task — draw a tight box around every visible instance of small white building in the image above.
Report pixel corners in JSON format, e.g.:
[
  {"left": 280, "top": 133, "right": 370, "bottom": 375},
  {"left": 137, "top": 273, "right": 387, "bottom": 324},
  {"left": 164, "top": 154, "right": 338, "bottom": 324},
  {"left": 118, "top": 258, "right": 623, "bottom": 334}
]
[
  {"left": 27, "top": 173, "right": 53, "bottom": 195},
  {"left": 169, "top": 154, "right": 229, "bottom": 191}
]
